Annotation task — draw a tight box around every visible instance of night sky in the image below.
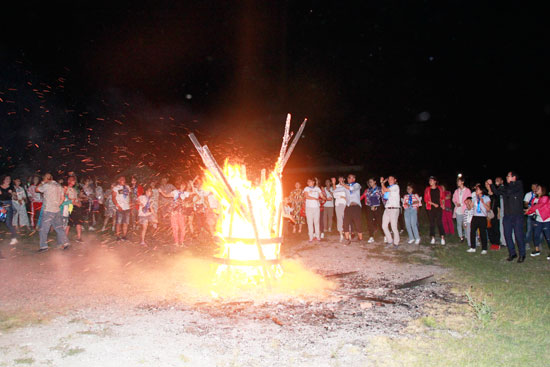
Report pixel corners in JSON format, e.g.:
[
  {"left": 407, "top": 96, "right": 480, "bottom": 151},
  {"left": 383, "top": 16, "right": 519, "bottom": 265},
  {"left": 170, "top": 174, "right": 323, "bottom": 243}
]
[{"left": 1, "top": 1, "right": 548, "bottom": 188}]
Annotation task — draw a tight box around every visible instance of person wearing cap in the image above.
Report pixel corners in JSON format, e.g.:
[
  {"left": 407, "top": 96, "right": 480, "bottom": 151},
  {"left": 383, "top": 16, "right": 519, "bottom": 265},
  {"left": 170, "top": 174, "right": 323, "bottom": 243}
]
[{"left": 424, "top": 176, "right": 446, "bottom": 245}]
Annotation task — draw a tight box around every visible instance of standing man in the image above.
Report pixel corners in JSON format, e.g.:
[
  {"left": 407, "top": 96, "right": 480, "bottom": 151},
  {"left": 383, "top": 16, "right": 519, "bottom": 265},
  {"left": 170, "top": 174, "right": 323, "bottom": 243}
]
[
  {"left": 112, "top": 176, "right": 131, "bottom": 241},
  {"left": 332, "top": 177, "right": 348, "bottom": 242},
  {"left": 381, "top": 176, "right": 401, "bottom": 248},
  {"left": 424, "top": 176, "right": 446, "bottom": 245},
  {"left": 361, "top": 178, "right": 383, "bottom": 243},
  {"left": 489, "top": 171, "right": 526, "bottom": 262},
  {"left": 36, "top": 173, "right": 70, "bottom": 252},
  {"left": 342, "top": 174, "right": 363, "bottom": 245}
]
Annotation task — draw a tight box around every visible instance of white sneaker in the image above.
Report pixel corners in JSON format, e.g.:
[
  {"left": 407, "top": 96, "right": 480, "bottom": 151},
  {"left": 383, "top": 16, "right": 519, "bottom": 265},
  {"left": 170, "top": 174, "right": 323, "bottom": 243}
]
[
  {"left": 440, "top": 238, "right": 446, "bottom": 245},
  {"left": 368, "top": 237, "right": 375, "bottom": 243},
  {"left": 467, "top": 248, "right": 476, "bottom": 253},
  {"left": 321, "top": 233, "right": 325, "bottom": 239},
  {"left": 407, "top": 239, "right": 414, "bottom": 244},
  {"left": 430, "top": 238, "right": 436, "bottom": 245},
  {"left": 414, "top": 239, "right": 421, "bottom": 245},
  {"left": 481, "top": 250, "right": 487, "bottom": 255},
  {"left": 339, "top": 234, "right": 344, "bottom": 243},
  {"left": 10, "top": 238, "right": 18, "bottom": 245},
  {"left": 89, "top": 226, "right": 96, "bottom": 231},
  {"left": 384, "top": 237, "right": 388, "bottom": 243}
]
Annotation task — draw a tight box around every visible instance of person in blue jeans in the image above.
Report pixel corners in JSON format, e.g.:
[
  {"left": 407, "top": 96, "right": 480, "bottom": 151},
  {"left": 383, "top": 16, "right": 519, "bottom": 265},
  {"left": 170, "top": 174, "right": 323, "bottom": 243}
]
[
  {"left": 36, "top": 173, "right": 70, "bottom": 252},
  {"left": 0, "top": 175, "right": 18, "bottom": 246},
  {"left": 489, "top": 172, "right": 526, "bottom": 263},
  {"left": 402, "top": 184, "right": 422, "bottom": 244},
  {"left": 523, "top": 183, "right": 539, "bottom": 248}
]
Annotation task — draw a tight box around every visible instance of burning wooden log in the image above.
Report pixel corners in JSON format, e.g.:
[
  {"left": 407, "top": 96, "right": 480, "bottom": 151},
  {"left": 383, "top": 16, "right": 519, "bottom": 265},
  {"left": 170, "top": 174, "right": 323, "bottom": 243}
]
[{"left": 188, "top": 114, "right": 307, "bottom": 291}]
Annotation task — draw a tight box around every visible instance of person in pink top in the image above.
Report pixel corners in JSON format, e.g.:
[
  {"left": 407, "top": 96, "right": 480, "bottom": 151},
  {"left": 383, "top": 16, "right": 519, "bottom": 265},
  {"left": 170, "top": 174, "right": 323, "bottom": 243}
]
[
  {"left": 440, "top": 184, "right": 454, "bottom": 236},
  {"left": 452, "top": 176, "right": 471, "bottom": 242},
  {"left": 525, "top": 185, "right": 550, "bottom": 259}
]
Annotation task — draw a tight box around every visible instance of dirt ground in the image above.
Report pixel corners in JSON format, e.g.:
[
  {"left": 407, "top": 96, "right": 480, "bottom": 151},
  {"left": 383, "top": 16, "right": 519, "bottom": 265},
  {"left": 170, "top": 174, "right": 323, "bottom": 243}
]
[{"left": 0, "top": 228, "right": 457, "bottom": 367}]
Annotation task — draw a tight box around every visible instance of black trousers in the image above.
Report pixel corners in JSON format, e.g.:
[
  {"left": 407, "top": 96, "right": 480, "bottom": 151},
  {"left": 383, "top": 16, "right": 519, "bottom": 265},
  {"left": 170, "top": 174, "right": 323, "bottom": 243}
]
[
  {"left": 365, "top": 206, "right": 382, "bottom": 237},
  {"left": 343, "top": 205, "right": 362, "bottom": 233},
  {"left": 470, "top": 216, "right": 488, "bottom": 250},
  {"left": 427, "top": 208, "right": 445, "bottom": 237},
  {"left": 487, "top": 217, "right": 500, "bottom": 245}
]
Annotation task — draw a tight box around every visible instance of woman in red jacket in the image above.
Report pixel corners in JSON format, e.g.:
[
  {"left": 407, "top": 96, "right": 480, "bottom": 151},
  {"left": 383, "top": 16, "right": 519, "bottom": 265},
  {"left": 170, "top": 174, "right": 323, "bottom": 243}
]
[
  {"left": 424, "top": 176, "right": 446, "bottom": 245},
  {"left": 525, "top": 185, "right": 550, "bottom": 259}
]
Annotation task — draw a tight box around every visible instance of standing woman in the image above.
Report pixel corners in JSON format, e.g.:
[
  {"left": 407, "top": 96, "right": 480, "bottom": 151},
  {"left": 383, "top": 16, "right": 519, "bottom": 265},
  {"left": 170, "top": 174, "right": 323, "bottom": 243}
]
[
  {"left": 467, "top": 184, "right": 491, "bottom": 254},
  {"left": 402, "top": 183, "right": 422, "bottom": 244},
  {"left": 322, "top": 179, "right": 335, "bottom": 234},
  {"left": 525, "top": 185, "right": 550, "bottom": 258},
  {"left": 303, "top": 178, "right": 325, "bottom": 242},
  {"left": 440, "top": 184, "right": 455, "bottom": 236},
  {"left": 28, "top": 175, "right": 43, "bottom": 229},
  {"left": 424, "top": 176, "right": 446, "bottom": 245},
  {"left": 485, "top": 180, "right": 501, "bottom": 249},
  {"left": 0, "top": 175, "right": 18, "bottom": 245},
  {"left": 289, "top": 182, "right": 305, "bottom": 234},
  {"left": 332, "top": 176, "right": 348, "bottom": 242},
  {"left": 381, "top": 176, "right": 401, "bottom": 247},
  {"left": 12, "top": 178, "right": 30, "bottom": 232},
  {"left": 453, "top": 177, "right": 471, "bottom": 242}
]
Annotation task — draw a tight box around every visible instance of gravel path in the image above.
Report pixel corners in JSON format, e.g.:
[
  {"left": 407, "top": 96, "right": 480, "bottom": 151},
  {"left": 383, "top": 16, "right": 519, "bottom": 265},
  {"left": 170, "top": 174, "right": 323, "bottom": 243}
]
[{"left": 0, "top": 231, "right": 451, "bottom": 366}]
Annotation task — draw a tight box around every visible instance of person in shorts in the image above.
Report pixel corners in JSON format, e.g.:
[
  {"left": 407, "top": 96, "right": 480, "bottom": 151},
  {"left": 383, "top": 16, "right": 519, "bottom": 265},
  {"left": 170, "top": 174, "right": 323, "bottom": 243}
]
[
  {"left": 138, "top": 187, "right": 156, "bottom": 246},
  {"left": 65, "top": 176, "right": 84, "bottom": 242},
  {"left": 112, "top": 176, "right": 131, "bottom": 241}
]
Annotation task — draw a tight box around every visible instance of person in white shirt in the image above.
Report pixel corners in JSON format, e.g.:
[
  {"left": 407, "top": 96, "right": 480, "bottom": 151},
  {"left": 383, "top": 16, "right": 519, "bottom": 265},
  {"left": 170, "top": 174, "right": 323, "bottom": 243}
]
[
  {"left": 332, "top": 176, "right": 348, "bottom": 242},
  {"left": 112, "top": 176, "right": 131, "bottom": 241},
  {"left": 463, "top": 197, "right": 475, "bottom": 248},
  {"left": 381, "top": 176, "right": 401, "bottom": 247},
  {"left": 322, "top": 179, "right": 334, "bottom": 235},
  {"left": 303, "top": 178, "right": 325, "bottom": 242},
  {"left": 467, "top": 184, "right": 491, "bottom": 254},
  {"left": 12, "top": 178, "right": 30, "bottom": 231},
  {"left": 138, "top": 187, "right": 156, "bottom": 246},
  {"left": 342, "top": 174, "right": 363, "bottom": 245}
]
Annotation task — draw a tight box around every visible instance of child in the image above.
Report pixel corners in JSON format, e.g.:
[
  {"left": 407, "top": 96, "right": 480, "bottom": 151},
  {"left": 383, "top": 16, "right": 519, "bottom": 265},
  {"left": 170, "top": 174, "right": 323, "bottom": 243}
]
[
  {"left": 402, "top": 184, "right": 422, "bottom": 244},
  {"left": 138, "top": 187, "right": 156, "bottom": 246}
]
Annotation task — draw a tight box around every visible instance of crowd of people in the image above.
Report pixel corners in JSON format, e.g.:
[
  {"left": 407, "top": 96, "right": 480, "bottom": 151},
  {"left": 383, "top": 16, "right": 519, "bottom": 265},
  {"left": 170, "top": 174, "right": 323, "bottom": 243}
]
[
  {"left": 284, "top": 172, "right": 549, "bottom": 263},
  {"left": 0, "top": 172, "right": 220, "bottom": 258},
  {"left": 1, "top": 170, "right": 548, "bottom": 264}
]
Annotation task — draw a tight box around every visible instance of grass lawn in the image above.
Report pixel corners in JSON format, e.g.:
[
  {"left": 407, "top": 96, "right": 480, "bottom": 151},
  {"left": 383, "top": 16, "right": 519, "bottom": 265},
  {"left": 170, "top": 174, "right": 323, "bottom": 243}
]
[{"left": 385, "top": 236, "right": 550, "bottom": 367}]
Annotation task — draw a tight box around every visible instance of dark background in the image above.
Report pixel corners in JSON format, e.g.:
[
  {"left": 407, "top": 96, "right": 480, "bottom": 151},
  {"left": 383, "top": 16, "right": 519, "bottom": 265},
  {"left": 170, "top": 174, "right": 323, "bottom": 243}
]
[{"left": 1, "top": 1, "right": 548, "bottom": 190}]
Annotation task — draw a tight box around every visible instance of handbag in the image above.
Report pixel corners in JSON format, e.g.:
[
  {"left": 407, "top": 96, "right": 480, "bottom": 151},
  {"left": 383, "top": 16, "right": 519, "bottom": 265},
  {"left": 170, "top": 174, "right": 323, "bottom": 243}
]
[{"left": 487, "top": 210, "right": 495, "bottom": 220}]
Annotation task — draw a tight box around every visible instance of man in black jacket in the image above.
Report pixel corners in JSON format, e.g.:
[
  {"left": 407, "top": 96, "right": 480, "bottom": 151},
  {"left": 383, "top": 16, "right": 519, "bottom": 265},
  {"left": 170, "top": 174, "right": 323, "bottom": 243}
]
[{"left": 488, "top": 171, "right": 526, "bottom": 262}]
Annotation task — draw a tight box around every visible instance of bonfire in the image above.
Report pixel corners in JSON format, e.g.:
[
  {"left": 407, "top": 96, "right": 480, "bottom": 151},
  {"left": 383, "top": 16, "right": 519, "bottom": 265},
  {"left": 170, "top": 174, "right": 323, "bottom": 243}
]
[{"left": 188, "top": 114, "right": 313, "bottom": 293}]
